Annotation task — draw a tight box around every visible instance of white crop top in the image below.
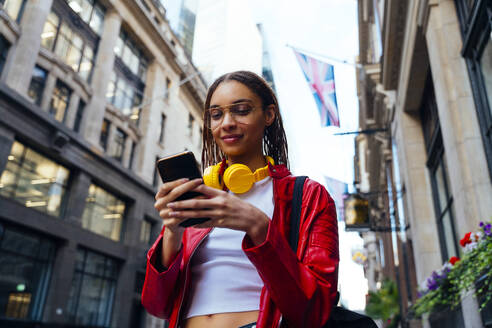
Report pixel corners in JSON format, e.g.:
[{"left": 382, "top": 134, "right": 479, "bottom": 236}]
[{"left": 184, "top": 177, "right": 274, "bottom": 318}]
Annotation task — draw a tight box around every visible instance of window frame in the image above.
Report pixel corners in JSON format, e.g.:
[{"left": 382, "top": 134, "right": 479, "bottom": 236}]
[
  {"left": 49, "top": 80, "right": 72, "bottom": 123},
  {"left": 0, "top": 0, "right": 27, "bottom": 23},
  {"left": 455, "top": 0, "right": 492, "bottom": 181},
  {"left": 27, "top": 66, "right": 48, "bottom": 106}
]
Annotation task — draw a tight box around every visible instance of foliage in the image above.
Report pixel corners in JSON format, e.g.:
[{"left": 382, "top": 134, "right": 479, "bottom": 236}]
[
  {"left": 409, "top": 221, "right": 492, "bottom": 318},
  {"left": 365, "top": 279, "right": 400, "bottom": 323}
]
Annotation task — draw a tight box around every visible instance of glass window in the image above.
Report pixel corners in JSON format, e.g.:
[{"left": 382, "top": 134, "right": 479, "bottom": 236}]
[
  {"left": 188, "top": 113, "right": 194, "bottom": 136},
  {"left": 40, "top": 12, "right": 60, "bottom": 51},
  {"left": 49, "top": 80, "right": 71, "bottom": 123},
  {"left": 65, "top": 0, "right": 105, "bottom": 35},
  {"left": 128, "top": 141, "right": 136, "bottom": 170},
  {"left": 0, "top": 141, "right": 70, "bottom": 217},
  {"left": 139, "top": 219, "right": 153, "bottom": 244},
  {"left": 27, "top": 66, "right": 48, "bottom": 106},
  {"left": 0, "top": 35, "right": 10, "bottom": 76},
  {"left": 41, "top": 11, "right": 96, "bottom": 81},
  {"left": 111, "top": 129, "right": 126, "bottom": 162},
  {"left": 165, "top": 77, "right": 171, "bottom": 100},
  {"left": 106, "top": 70, "right": 144, "bottom": 124},
  {"left": 67, "top": 248, "right": 118, "bottom": 326},
  {"left": 480, "top": 40, "right": 492, "bottom": 116},
  {"left": 99, "top": 119, "right": 110, "bottom": 150},
  {"left": 152, "top": 156, "right": 159, "bottom": 188},
  {"left": 1, "top": 0, "right": 26, "bottom": 22},
  {"left": 114, "top": 31, "right": 148, "bottom": 82},
  {"left": 0, "top": 222, "right": 55, "bottom": 321},
  {"left": 81, "top": 184, "right": 125, "bottom": 241},
  {"left": 73, "top": 100, "right": 85, "bottom": 133}
]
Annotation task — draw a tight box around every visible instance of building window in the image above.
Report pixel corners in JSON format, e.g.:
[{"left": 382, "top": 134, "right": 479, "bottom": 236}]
[
  {"left": 67, "top": 248, "right": 118, "bottom": 326},
  {"left": 455, "top": 0, "right": 492, "bottom": 180},
  {"left": 0, "top": 35, "right": 10, "bottom": 76},
  {"left": 49, "top": 80, "right": 71, "bottom": 123},
  {"left": 164, "top": 77, "right": 171, "bottom": 100},
  {"left": 128, "top": 141, "right": 136, "bottom": 170},
  {"left": 40, "top": 11, "right": 96, "bottom": 81},
  {"left": 0, "top": 0, "right": 27, "bottom": 22},
  {"left": 113, "top": 31, "right": 148, "bottom": 81},
  {"left": 0, "top": 222, "right": 55, "bottom": 321},
  {"left": 81, "top": 184, "right": 125, "bottom": 241},
  {"left": 107, "top": 30, "right": 148, "bottom": 124},
  {"left": 27, "top": 66, "right": 48, "bottom": 106},
  {"left": 188, "top": 113, "right": 194, "bottom": 136},
  {"left": 0, "top": 141, "right": 70, "bottom": 217},
  {"left": 73, "top": 99, "right": 85, "bottom": 133},
  {"left": 111, "top": 128, "right": 126, "bottom": 162},
  {"left": 139, "top": 218, "right": 154, "bottom": 244},
  {"left": 99, "top": 119, "right": 110, "bottom": 150},
  {"left": 159, "top": 113, "right": 166, "bottom": 143},
  {"left": 106, "top": 70, "right": 143, "bottom": 124},
  {"left": 420, "top": 76, "right": 459, "bottom": 261},
  {"left": 65, "top": 0, "right": 105, "bottom": 35}
]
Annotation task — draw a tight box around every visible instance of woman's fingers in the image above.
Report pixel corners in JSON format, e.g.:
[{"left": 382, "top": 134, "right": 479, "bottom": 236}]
[
  {"left": 193, "top": 184, "right": 225, "bottom": 197},
  {"left": 155, "top": 178, "right": 189, "bottom": 200},
  {"left": 154, "top": 178, "right": 203, "bottom": 210}
]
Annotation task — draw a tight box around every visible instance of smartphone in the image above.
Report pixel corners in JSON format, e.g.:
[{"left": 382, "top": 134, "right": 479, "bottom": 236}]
[{"left": 156, "top": 151, "right": 210, "bottom": 227}]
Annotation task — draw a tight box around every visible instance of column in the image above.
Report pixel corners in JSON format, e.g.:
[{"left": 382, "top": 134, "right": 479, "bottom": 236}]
[
  {"left": 63, "top": 171, "right": 91, "bottom": 226},
  {"left": 64, "top": 93, "right": 81, "bottom": 130},
  {"left": 82, "top": 9, "right": 122, "bottom": 146},
  {"left": 393, "top": 108, "right": 442, "bottom": 284},
  {"left": 42, "top": 239, "right": 78, "bottom": 323},
  {"left": 4, "top": 0, "right": 54, "bottom": 96},
  {"left": 40, "top": 71, "right": 57, "bottom": 112},
  {"left": 425, "top": 0, "right": 492, "bottom": 238}
]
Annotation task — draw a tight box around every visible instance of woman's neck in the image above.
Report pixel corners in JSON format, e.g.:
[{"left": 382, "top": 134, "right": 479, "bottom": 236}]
[{"left": 228, "top": 153, "right": 267, "bottom": 172}]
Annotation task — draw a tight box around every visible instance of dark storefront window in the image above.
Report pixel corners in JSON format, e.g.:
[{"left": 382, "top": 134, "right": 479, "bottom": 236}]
[
  {"left": 0, "top": 222, "right": 55, "bottom": 321},
  {"left": 27, "top": 66, "right": 48, "bottom": 106},
  {"left": 0, "top": 35, "right": 10, "bottom": 76},
  {"left": 67, "top": 248, "right": 118, "bottom": 327},
  {"left": 0, "top": 0, "right": 27, "bottom": 22},
  {"left": 81, "top": 184, "right": 125, "bottom": 241},
  {"left": 111, "top": 128, "right": 126, "bottom": 162},
  {"left": 49, "top": 80, "right": 72, "bottom": 123},
  {"left": 0, "top": 141, "right": 70, "bottom": 217},
  {"left": 420, "top": 76, "right": 460, "bottom": 261},
  {"left": 455, "top": 0, "right": 492, "bottom": 180}
]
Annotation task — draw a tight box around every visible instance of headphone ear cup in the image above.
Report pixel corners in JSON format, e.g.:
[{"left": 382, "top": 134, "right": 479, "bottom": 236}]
[
  {"left": 203, "top": 164, "right": 223, "bottom": 190},
  {"left": 223, "top": 164, "right": 255, "bottom": 194}
]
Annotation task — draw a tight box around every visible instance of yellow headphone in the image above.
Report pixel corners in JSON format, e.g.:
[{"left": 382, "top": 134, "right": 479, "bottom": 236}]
[{"left": 203, "top": 156, "right": 274, "bottom": 194}]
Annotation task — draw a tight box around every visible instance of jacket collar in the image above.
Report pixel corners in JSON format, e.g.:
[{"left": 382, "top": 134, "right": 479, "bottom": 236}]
[{"left": 268, "top": 164, "right": 291, "bottom": 179}]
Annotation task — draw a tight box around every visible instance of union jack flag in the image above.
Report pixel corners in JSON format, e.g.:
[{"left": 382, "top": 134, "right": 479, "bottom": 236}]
[{"left": 294, "top": 50, "right": 340, "bottom": 127}]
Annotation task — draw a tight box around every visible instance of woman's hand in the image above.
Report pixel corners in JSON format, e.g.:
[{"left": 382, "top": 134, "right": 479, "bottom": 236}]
[
  {"left": 154, "top": 178, "right": 204, "bottom": 233},
  {"left": 167, "top": 184, "right": 270, "bottom": 245}
]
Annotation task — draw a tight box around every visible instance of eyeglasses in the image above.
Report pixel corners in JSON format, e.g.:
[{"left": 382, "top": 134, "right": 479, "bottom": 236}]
[{"left": 206, "top": 102, "right": 257, "bottom": 129}]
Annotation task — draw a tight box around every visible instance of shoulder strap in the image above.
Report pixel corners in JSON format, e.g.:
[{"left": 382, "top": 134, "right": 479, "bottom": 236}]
[{"left": 289, "top": 176, "right": 307, "bottom": 252}]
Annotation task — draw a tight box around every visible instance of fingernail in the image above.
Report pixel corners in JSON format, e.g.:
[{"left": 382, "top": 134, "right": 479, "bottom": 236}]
[
  {"left": 169, "top": 211, "right": 179, "bottom": 216},
  {"left": 180, "top": 178, "right": 189, "bottom": 182},
  {"left": 167, "top": 202, "right": 175, "bottom": 208}
]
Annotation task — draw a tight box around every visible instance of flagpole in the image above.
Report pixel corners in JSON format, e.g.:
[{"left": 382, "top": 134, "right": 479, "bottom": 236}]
[{"left": 286, "top": 44, "right": 362, "bottom": 68}]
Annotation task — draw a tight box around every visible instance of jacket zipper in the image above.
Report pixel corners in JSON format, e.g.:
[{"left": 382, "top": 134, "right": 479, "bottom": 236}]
[{"left": 174, "top": 228, "right": 213, "bottom": 328}]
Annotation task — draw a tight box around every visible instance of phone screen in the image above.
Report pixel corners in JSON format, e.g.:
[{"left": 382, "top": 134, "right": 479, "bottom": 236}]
[{"left": 156, "top": 151, "right": 209, "bottom": 227}]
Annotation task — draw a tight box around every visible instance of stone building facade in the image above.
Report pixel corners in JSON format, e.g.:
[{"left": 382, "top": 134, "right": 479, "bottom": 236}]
[
  {"left": 355, "top": 0, "right": 492, "bottom": 327},
  {"left": 0, "top": 0, "right": 206, "bottom": 327}
]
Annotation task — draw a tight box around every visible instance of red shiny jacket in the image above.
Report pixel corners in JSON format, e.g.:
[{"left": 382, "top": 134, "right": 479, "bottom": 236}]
[{"left": 141, "top": 165, "right": 339, "bottom": 328}]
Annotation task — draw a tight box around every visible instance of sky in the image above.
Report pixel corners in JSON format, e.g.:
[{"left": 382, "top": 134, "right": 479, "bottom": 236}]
[{"left": 247, "top": 0, "right": 368, "bottom": 310}]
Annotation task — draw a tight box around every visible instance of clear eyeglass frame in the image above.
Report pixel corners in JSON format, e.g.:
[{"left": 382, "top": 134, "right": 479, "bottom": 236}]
[{"left": 206, "top": 101, "right": 258, "bottom": 130}]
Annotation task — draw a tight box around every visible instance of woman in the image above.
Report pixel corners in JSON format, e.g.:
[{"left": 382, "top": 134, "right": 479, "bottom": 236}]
[{"left": 142, "top": 71, "right": 339, "bottom": 328}]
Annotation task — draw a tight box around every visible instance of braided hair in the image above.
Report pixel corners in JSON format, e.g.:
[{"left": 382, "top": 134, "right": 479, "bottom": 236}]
[{"left": 201, "top": 71, "right": 289, "bottom": 169}]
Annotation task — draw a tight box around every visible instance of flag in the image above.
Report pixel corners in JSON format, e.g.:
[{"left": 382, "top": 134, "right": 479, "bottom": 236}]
[{"left": 293, "top": 50, "right": 340, "bottom": 127}]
